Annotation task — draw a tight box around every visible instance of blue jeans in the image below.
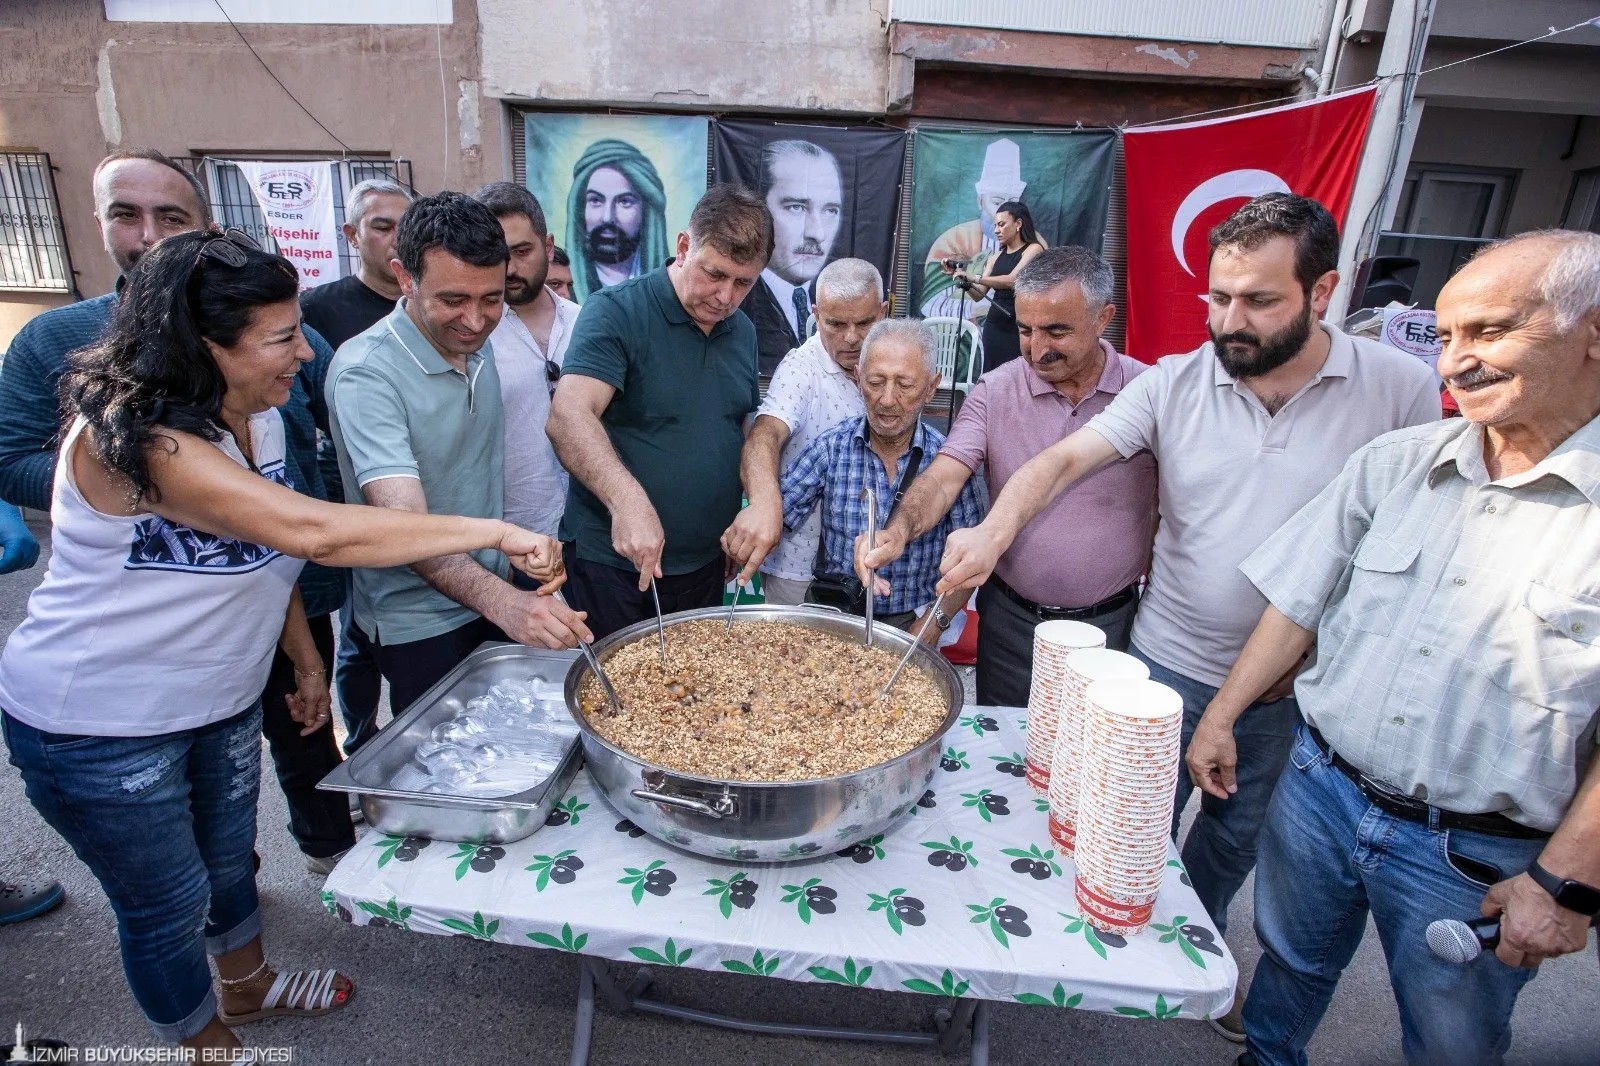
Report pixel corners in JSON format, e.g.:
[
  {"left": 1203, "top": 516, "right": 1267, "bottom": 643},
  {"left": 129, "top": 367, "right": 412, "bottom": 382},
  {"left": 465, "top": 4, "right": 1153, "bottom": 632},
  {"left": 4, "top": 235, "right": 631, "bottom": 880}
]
[
  {"left": 335, "top": 599, "right": 382, "bottom": 755},
  {"left": 1130, "top": 644, "right": 1300, "bottom": 938},
  {"left": 3, "top": 704, "right": 264, "bottom": 1042},
  {"left": 1244, "top": 725, "right": 1542, "bottom": 1066}
]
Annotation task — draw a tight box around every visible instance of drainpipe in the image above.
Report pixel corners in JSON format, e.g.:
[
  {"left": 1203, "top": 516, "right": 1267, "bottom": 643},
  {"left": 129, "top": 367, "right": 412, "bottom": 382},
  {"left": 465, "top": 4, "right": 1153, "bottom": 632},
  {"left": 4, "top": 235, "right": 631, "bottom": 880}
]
[
  {"left": 1318, "top": 0, "right": 1354, "bottom": 95},
  {"left": 1329, "top": 0, "right": 1437, "bottom": 322}
]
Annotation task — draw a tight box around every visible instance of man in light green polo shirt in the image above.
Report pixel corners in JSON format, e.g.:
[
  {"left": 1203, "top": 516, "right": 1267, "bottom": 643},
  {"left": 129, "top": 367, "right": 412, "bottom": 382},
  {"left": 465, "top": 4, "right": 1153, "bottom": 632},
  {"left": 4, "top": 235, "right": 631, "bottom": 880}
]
[
  {"left": 548, "top": 184, "right": 770, "bottom": 638},
  {"left": 328, "top": 192, "right": 589, "bottom": 715}
]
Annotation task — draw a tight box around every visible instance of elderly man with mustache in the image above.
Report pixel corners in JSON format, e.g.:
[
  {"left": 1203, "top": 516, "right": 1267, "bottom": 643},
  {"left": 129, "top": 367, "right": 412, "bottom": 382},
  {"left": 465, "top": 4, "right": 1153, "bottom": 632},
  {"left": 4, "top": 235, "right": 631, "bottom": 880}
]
[
  {"left": 1194, "top": 229, "right": 1600, "bottom": 1066},
  {"left": 909, "top": 194, "right": 1440, "bottom": 1042}
]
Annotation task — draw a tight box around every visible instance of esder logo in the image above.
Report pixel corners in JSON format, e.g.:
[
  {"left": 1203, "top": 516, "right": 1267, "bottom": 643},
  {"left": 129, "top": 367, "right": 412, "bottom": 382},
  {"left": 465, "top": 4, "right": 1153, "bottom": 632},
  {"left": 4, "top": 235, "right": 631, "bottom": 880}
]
[
  {"left": 1382, "top": 308, "right": 1441, "bottom": 358},
  {"left": 254, "top": 168, "right": 318, "bottom": 211}
]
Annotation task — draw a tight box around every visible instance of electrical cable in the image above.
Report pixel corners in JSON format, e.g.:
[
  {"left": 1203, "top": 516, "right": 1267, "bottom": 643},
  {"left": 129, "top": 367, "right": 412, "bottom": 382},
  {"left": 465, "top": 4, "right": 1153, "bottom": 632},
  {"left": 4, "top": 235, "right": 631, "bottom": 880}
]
[
  {"left": 1119, "top": 16, "right": 1600, "bottom": 131},
  {"left": 211, "top": 0, "right": 354, "bottom": 155}
]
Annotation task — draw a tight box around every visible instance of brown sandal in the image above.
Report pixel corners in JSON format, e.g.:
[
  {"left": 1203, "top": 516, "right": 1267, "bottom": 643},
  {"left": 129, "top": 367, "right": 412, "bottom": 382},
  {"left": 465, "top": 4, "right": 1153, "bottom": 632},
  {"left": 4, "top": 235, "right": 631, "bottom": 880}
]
[{"left": 216, "top": 965, "right": 354, "bottom": 1025}]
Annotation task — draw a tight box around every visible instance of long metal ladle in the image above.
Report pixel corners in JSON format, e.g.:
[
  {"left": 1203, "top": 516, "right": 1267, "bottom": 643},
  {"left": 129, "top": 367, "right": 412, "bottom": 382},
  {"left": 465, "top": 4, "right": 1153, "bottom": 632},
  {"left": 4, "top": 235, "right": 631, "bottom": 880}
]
[
  {"left": 555, "top": 590, "right": 622, "bottom": 716},
  {"left": 880, "top": 599, "right": 938, "bottom": 697},
  {"left": 649, "top": 577, "right": 668, "bottom": 669},
  {"left": 861, "top": 485, "right": 878, "bottom": 647}
]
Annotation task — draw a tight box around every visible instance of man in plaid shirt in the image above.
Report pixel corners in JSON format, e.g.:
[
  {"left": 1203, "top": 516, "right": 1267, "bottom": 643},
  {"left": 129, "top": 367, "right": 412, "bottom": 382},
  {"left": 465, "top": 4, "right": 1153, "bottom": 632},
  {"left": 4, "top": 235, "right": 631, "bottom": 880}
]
[
  {"left": 1192, "top": 231, "right": 1600, "bottom": 1066},
  {"left": 780, "top": 318, "right": 981, "bottom": 640}
]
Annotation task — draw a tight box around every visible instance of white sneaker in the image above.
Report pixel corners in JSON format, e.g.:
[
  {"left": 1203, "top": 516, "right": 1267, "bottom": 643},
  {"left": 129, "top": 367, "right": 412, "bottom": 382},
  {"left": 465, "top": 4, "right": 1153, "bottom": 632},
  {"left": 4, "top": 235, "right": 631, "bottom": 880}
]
[{"left": 305, "top": 849, "right": 350, "bottom": 876}]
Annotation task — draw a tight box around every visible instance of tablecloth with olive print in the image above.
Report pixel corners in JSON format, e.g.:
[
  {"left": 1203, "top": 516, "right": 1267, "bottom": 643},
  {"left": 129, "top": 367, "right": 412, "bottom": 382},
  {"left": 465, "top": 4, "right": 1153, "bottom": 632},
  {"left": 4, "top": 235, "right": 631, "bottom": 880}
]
[{"left": 323, "top": 707, "right": 1237, "bottom": 1020}]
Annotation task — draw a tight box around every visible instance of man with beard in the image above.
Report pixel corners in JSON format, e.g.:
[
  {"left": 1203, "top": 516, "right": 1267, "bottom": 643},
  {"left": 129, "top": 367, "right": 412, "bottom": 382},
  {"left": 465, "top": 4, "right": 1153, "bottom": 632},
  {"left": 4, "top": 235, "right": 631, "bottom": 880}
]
[
  {"left": 566, "top": 140, "right": 670, "bottom": 302},
  {"left": 858, "top": 247, "right": 1155, "bottom": 704},
  {"left": 548, "top": 246, "right": 574, "bottom": 301},
  {"left": 327, "top": 192, "right": 590, "bottom": 714},
  {"left": 1203, "top": 230, "right": 1600, "bottom": 1066},
  {"left": 742, "top": 140, "right": 844, "bottom": 374},
  {"left": 475, "top": 183, "right": 580, "bottom": 542},
  {"left": 932, "top": 194, "right": 1439, "bottom": 1041}
]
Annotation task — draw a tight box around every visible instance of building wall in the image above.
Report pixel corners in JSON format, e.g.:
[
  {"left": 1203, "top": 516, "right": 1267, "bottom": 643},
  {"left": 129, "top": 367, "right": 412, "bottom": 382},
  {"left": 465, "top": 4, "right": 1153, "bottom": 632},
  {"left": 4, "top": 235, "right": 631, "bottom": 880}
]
[
  {"left": 478, "top": 0, "right": 891, "bottom": 115},
  {"left": 1408, "top": 107, "right": 1600, "bottom": 235},
  {"left": 0, "top": 0, "right": 489, "bottom": 330}
]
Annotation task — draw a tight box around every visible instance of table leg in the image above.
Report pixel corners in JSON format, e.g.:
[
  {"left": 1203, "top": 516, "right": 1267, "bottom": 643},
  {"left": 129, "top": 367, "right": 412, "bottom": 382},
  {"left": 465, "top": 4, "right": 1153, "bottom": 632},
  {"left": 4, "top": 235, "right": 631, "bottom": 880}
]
[
  {"left": 936, "top": 998, "right": 977, "bottom": 1054},
  {"left": 971, "top": 1001, "right": 990, "bottom": 1066},
  {"left": 570, "top": 961, "right": 596, "bottom": 1066}
]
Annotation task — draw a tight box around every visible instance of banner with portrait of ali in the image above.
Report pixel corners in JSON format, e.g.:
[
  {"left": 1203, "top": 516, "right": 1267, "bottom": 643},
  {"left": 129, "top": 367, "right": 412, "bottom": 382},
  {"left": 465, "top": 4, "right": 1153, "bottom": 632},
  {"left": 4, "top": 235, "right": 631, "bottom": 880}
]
[
  {"left": 521, "top": 112, "right": 710, "bottom": 304},
  {"left": 712, "top": 120, "right": 908, "bottom": 374},
  {"left": 907, "top": 128, "right": 1115, "bottom": 323}
]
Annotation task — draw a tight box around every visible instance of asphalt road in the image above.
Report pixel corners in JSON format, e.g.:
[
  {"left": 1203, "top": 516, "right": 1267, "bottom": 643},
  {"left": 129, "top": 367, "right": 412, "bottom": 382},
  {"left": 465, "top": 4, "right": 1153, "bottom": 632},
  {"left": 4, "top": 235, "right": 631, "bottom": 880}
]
[{"left": 2, "top": 512, "right": 1596, "bottom": 1065}]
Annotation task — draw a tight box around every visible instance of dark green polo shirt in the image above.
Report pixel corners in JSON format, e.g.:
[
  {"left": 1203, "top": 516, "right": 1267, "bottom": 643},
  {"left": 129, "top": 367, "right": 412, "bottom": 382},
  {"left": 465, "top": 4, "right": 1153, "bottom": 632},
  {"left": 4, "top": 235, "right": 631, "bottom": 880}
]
[{"left": 559, "top": 267, "right": 760, "bottom": 575}]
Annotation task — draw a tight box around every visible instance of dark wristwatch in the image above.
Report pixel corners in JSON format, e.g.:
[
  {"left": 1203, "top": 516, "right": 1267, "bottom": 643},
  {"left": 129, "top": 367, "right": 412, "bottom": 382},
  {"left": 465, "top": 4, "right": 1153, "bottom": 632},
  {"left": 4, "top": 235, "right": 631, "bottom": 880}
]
[
  {"left": 1528, "top": 861, "right": 1600, "bottom": 917},
  {"left": 931, "top": 604, "right": 953, "bottom": 631}
]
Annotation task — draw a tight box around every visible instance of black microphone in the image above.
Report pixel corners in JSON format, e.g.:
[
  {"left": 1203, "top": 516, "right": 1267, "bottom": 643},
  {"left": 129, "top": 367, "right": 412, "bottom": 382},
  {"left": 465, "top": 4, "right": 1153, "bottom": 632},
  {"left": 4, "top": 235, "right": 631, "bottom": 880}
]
[{"left": 1425, "top": 915, "right": 1500, "bottom": 963}]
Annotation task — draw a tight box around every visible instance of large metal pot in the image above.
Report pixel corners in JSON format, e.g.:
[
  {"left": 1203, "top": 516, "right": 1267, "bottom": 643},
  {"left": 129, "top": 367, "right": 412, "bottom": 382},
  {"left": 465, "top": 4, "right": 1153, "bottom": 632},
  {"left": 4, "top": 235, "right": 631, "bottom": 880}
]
[{"left": 564, "top": 604, "right": 964, "bottom": 862}]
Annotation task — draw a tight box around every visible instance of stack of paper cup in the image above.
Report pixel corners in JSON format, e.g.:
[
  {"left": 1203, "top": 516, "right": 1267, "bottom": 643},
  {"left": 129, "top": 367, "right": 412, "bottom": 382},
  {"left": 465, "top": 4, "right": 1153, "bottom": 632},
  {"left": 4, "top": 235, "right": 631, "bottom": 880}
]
[
  {"left": 1072, "top": 678, "right": 1185, "bottom": 935},
  {"left": 1022, "top": 620, "right": 1106, "bottom": 794},
  {"left": 1046, "top": 649, "right": 1150, "bottom": 854}
]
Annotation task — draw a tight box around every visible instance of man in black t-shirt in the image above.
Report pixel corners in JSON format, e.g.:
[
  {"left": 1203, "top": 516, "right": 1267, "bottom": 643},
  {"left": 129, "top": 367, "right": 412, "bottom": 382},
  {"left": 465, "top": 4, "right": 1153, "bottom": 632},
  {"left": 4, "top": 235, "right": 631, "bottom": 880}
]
[{"left": 299, "top": 177, "right": 413, "bottom": 754}]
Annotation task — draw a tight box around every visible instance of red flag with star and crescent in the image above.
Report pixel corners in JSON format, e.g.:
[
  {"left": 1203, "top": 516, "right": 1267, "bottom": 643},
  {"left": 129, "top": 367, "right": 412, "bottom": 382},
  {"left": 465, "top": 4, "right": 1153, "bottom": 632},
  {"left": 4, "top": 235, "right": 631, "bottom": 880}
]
[{"left": 1122, "top": 87, "right": 1378, "bottom": 362}]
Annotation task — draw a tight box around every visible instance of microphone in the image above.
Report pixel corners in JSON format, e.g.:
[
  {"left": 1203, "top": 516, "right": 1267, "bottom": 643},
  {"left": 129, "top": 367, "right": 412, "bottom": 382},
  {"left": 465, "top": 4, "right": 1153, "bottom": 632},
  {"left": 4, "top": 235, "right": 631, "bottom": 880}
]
[{"left": 1425, "top": 915, "right": 1500, "bottom": 963}]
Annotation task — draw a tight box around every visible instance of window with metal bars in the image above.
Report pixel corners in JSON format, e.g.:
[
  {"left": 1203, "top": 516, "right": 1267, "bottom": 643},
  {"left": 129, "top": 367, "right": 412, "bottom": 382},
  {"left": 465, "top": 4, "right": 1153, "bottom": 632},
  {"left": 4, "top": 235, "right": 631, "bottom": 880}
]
[
  {"left": 171, "top": 156, "right": 415, "bottom": 280},
  {"left": 0, "top": 151, "right": 75, "bottom": 295}
]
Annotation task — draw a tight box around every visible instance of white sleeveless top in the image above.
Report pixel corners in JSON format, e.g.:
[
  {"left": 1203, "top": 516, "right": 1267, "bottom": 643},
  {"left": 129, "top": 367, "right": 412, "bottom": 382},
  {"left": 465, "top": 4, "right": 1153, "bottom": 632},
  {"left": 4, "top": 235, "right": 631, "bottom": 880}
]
[{"left": 0, "top": 412, "right": 306, "bottom": 736}]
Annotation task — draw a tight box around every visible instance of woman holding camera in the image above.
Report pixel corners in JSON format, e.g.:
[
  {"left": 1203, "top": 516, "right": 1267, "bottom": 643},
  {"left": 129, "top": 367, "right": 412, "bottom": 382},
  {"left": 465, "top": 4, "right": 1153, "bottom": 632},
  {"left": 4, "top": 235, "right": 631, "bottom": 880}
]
[{"left": 943, "top": 200, "right": 1044, "bottom": 373}]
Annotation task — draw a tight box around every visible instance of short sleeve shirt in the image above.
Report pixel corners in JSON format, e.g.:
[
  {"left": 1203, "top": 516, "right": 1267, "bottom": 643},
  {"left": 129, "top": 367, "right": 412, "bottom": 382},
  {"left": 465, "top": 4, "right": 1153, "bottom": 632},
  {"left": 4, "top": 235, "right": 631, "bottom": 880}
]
[
  {"left": 941, "top": 341, "right": 1156, "bottom": 608},
  {"left": 493, "top": 291, "right": 581, "bottom": 537},
  {"left": 1085, "top": 326, "right": 1442, "bottom": 686},
  {"left": 326, "top": 302, "right": 508, "bottom": 645},
  {"left": 559, "top": 268, "right": 760, "bottom": 575},
  {"left": 755, "top": 333, "right": 866, "bottom": 580},
  {"left": 1242, "top": 417, "right": 1600, "bottom": 830}
]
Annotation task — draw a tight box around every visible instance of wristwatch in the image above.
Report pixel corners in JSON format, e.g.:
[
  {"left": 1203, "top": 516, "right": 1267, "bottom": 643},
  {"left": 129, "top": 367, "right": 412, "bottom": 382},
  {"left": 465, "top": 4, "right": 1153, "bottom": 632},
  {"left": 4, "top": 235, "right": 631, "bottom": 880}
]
[
  {"left": 931, "top": 604, "right": 953, "bottom": 631},
  {"left": 1528, "top": 860, "right": 1600, "bottom": 917}
]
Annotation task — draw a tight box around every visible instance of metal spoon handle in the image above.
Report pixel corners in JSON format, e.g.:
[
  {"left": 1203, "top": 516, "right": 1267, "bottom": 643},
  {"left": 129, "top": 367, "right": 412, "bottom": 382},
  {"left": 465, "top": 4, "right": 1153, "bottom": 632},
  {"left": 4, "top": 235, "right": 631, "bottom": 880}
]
[
  {"left": 881, "top": 600, "right": 937, "bottom": 697},
  {"left": 862, "top": 485, "right": 877, "bottom": 647},
  {"left": 725, "top": 578, "right": 743, "bottom": 631},
  {"left": 649, "top": 578, "right": 668, "bottom": 669},
  {"left": 555, "top": 591, "right": 622, "bottom": 715}
]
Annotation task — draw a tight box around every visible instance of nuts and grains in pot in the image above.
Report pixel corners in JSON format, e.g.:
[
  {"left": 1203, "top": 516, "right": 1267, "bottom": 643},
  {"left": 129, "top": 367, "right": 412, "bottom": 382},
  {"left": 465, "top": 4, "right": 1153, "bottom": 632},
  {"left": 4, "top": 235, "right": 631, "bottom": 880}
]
[{"left": 579, "top": 620, "right": 946, "bottom": 781}]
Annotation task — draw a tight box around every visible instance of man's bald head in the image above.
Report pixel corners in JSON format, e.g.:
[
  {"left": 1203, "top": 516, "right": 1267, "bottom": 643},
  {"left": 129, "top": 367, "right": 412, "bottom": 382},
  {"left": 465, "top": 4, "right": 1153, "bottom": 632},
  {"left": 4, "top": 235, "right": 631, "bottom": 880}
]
[
  {"left": 1436, "top": 229, "right": 1600, "bottom": 432},
  {"left": 92, "top": 150, "right": 210, "bottom": 274}
]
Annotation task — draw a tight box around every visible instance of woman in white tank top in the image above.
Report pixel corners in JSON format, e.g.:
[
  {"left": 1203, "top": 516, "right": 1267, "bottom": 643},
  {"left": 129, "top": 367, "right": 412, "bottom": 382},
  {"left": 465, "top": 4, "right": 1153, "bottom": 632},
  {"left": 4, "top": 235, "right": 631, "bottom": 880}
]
[{"left": 0, "top": 230, "right": 588, "bottom": 1055}]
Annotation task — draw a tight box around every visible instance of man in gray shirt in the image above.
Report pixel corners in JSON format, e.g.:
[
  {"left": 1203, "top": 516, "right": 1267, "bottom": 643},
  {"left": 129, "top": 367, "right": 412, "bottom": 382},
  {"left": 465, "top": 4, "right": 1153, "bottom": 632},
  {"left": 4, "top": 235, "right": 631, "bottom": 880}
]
[
  {"left": 328, "top": 192, "right": 589, "bottom": 715},
  {"left": 937, "top": 195, "right": 1439, "bottom": 1037},
  {"left": 1198, "top": 230, "right": 1600, "bottom": 1066}
]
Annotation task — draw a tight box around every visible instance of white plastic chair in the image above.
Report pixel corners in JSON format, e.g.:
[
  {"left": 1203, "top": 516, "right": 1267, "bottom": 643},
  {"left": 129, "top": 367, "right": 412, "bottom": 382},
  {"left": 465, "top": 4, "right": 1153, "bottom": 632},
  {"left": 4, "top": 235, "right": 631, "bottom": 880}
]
[{"left": 921, "top": 316, "right": 984, "bottom": 395}]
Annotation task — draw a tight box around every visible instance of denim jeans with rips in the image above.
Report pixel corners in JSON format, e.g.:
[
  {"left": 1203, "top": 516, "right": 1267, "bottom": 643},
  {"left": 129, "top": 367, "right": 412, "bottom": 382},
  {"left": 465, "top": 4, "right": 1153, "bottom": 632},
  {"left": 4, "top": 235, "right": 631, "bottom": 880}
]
[{"left": 4, "top": 703, "right": 264, "bottom": 1042}]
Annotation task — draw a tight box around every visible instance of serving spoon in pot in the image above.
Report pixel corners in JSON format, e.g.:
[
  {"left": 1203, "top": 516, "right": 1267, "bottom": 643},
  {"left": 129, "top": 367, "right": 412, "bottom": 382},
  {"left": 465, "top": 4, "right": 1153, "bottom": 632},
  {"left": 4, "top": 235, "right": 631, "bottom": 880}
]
[
  {"left": 649, "top": 577, "right": 669, "bottom": 669},
  {"left": 554, "top": 590, "right": 623, "bottom": 716},
  {"left": 880, "top": 599, "right": 938, "bottom": 697},
  {"left": 861, "top": 485, "right": 878, "bottom": 647}
]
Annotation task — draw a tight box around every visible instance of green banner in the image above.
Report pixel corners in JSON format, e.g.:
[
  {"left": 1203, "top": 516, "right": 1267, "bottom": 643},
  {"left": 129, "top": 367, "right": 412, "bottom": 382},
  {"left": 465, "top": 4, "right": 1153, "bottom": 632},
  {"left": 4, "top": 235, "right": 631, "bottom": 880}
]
[{"left": 908, "top": 128, "right": 1115, "bottom": 320}]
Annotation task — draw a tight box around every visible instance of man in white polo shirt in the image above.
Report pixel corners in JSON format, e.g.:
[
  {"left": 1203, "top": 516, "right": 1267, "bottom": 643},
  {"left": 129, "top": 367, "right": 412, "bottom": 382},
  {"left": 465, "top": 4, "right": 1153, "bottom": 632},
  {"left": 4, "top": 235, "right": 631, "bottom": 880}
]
[
  {"left": 722, "top": 258, "right": 885, "bottom": 604},
  {"left": 936, "top": 194, "right": 1440, "bottom": 1039},
  {"left": 475, "top": 182, "right": 581, "bottom": 543}
]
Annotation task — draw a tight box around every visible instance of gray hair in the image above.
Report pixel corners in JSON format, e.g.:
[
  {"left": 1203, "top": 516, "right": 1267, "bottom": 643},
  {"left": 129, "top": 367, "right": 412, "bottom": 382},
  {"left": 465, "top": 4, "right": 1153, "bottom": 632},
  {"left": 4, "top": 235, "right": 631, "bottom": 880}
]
[
  {"left": 759, "top": 139, "right": 841, "bottom": 194},
  {"left": 1013, "top": 245, "right": 1115, "bottom": 309},
  {"left": 1477, "top": 229, "right": 1600, "bottom": 332},
  {"left": 346, "top": 178, "right": 413, "bottom": 230},
  {"left": 860, "top": 318, "right": 938, "bottom": 377},
  {"left": 815, "top": 258, "right": 884, "bottom": 304}
]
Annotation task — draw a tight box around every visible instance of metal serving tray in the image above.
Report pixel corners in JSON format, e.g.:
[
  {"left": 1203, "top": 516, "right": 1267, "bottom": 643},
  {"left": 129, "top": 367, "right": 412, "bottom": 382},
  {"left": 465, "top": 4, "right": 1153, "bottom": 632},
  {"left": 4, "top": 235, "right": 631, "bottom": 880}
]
[{"left": 318, "top": 642, "right": 583, "bottom": 844}]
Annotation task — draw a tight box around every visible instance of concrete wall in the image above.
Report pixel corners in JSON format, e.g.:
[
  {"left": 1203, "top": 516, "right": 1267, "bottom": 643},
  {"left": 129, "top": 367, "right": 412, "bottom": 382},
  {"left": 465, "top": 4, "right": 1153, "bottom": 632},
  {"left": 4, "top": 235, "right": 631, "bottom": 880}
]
[
  {"left": 1406, "top": 107, "right": 1600, "bottom": 235},
  {"left": 478, "top": 0, "right": 891, "bottom": 115},
  {"left": 0, "top": 0, "right": 490, "bottom": 325}
]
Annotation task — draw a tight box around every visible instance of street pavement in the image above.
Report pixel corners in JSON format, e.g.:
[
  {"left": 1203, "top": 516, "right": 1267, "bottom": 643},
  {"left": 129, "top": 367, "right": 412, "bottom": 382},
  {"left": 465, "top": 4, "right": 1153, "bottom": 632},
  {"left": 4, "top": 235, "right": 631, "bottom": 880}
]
[{"left": 2, "top": 513, "right": 1596, "bottom": 1065}]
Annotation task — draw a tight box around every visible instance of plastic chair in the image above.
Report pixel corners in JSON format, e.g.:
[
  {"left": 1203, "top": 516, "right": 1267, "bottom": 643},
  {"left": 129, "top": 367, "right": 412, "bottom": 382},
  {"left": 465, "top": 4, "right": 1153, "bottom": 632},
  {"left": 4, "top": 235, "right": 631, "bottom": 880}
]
[{"left": 921, "top": 316, "right": 983, "bottom": 395}]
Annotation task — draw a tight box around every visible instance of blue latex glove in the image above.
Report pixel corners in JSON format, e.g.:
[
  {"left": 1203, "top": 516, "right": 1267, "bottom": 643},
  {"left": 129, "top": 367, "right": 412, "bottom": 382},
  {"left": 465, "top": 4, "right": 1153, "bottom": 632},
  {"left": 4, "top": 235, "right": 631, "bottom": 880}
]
[{"left": 0, "top": 502, "right": 39, "bottom": 574}]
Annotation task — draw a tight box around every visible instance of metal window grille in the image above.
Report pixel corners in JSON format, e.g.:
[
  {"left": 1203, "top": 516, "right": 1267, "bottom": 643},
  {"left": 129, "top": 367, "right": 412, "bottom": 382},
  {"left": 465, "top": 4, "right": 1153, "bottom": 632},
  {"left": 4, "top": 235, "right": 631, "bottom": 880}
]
[
  {"left": 172, "top": 156, "right": 414, "bottom": 280},
  {"left": 0, "top": 151, "right": 75, "bottom": 294}
]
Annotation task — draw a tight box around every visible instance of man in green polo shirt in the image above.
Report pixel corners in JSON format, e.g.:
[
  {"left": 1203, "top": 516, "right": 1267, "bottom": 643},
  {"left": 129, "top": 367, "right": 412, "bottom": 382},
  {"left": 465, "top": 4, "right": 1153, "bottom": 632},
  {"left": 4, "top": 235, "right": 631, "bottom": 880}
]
[
  {"left": 548, "top": 184, "right": 771, "bottom": 638},
  {"left": 328, "top": 192, "right": 590, "bottom": 715}
]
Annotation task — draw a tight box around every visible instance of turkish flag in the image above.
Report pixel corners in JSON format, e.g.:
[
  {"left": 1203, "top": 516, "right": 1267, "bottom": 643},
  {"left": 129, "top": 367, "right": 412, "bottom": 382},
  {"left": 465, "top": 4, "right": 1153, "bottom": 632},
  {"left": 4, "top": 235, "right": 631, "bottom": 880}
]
[{"left": 1122, "top": 87, "right": 1377, "bottom": 361}]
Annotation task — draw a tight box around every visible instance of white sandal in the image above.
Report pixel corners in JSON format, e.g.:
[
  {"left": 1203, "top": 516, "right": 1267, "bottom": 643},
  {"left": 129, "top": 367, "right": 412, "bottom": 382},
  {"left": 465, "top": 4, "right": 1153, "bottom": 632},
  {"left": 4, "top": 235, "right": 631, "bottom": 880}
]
[{"left": 216, "top": 964, "right": 354, "bottom": 1025}]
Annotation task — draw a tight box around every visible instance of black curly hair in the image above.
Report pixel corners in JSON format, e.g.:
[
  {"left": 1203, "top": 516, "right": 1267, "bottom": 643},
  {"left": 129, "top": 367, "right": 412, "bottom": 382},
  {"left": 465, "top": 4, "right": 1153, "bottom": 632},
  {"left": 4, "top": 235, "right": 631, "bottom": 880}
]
[{"left": 62, "top": 229, "right": 300, "bottom": 502}]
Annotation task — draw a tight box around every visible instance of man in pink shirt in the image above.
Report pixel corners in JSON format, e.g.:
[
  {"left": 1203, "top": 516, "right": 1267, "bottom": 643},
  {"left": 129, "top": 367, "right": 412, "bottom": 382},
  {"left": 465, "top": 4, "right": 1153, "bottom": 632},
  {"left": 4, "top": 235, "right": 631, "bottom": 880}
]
[{"left": 862, "top": 247, "right": 1157, "bottom": 706}]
